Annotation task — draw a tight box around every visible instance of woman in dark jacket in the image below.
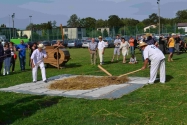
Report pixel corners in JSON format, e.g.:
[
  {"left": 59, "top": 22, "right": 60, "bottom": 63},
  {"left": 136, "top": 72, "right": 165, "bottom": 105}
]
[
  {"left": 9, "top": 42, "right": 16, "bottom": 72},
  {"left": 3, "top": 43, "right": 11, "bottom": 75}
]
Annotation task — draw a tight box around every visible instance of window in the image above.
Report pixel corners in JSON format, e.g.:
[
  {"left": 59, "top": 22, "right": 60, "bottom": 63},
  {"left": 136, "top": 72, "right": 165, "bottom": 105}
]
[
  {"left": 78, "top": 28, "right": 81, "bottom": 31},
  {"left": 78, "top": 34, "right": 82, "bottom": 39},
  {"left": 65, "top": 28, "right": 68, "bottom": 32}
]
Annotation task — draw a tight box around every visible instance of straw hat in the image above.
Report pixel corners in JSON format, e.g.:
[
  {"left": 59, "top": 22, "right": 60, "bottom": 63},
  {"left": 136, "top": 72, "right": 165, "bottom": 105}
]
[
  {"left": 98, "top": 36, "right": 102, "bottom": 39},
  {"left": 37, "top": 44, "right": 46, "bottom": 49},
  {"left": 139, "top": 42, "right": 147, "bottom": 47},
  {"left": 171, "top": 33, "right": 176, "bottom": 36}
]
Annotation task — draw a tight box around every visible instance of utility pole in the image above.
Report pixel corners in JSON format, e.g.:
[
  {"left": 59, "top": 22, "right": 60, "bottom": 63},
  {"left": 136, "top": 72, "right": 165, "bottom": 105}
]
[
  {"left": 11, "top": 13, "right": 15, "bottom": 38},
  {"left": 29, "top": 15, "right": 32, "bottom": 41},
  {"left": 9, "top": 15, "right": 11, "bottom": 39},
  {"left": 157, "top": 0, "right": 160, "bottom": 36}
]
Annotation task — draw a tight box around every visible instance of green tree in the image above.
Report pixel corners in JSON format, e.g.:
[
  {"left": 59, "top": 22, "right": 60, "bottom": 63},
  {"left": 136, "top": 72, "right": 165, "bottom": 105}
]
[
  {"left": 121, "top": 18, "right": 139, "bottom": 26},
  {"left": 67, "top": 14, "right": 80, "bottom": 27},
  {"left": 103, "top": 29, "right": 108, "bottom": 37},
  {"left": 96, "top": 19, "right": 106, "bottom": 28},
  {"left": 149, "top": 13, "right": 158, "bottom": 24},
  {"left": 176, "top": 9, "right": 187, "bottom": 21},
  {"left": 108, "top": 15, "right": 122, "bottom": 28},
  {"left": 83, "top": 17, "right": 96, "bottom": 28}
]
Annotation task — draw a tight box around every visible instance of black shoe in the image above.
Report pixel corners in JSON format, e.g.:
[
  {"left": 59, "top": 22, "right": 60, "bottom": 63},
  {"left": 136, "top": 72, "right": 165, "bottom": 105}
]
[
  {"left": 44, "top": 80, "right": 47, "bottom": 83},
  {"left": 33, "top": 81, "right": 36, "bottom": 83}
]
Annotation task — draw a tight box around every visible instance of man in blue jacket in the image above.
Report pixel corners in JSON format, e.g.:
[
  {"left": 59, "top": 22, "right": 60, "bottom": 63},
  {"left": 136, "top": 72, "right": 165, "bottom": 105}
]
[
  {"left": 16, "top": 40, "right": 27, "bottom": 71},
  {"left": 0, "top": 41, "right": 4, "bottom": 74}
]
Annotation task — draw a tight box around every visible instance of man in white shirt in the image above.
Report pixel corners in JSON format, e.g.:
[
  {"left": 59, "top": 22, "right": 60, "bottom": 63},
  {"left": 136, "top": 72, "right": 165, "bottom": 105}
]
[
  {"left": 88, "top": 38, "right": 98, "bottom": 65},
  {"left": 139, "top": 42, "right": 165, "bottom": 84},
  {"left": 97, "top": 36, "right": 105, "bottom": 65},
  {"left": 111, "top": 35, "right": 121, "bottom": 62},
  {"left": 31, "top": 44, "right": 47, "bottom": 83}
]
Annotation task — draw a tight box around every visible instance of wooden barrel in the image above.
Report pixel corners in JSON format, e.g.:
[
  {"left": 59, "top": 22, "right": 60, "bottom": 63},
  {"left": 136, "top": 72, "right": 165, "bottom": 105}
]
[{"left": 44, "top": 46, "right": 70, "bottom": 69}]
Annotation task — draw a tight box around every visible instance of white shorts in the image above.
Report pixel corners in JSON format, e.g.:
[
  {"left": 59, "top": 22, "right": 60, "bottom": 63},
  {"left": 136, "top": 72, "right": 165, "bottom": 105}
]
[{"left": 114, "top": 48, "right": 120, "bottom": 55}]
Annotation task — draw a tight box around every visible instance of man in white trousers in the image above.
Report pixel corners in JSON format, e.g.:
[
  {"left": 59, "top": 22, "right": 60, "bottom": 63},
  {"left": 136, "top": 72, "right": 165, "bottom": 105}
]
[
  {"left": 98, "top": 36, "right": 105, "bottom": 65},
  {"left": 31, "top": 44, "right": 47, "bottom": 83},
  {"left": 139, "top": 42, "right": 165, "bottom": 84}
]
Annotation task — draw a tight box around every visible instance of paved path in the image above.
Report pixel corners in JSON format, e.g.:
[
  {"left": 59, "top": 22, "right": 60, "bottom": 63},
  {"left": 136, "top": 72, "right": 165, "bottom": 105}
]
[{"left": 0, "top": 74, "right": 149, "bottom": 99}]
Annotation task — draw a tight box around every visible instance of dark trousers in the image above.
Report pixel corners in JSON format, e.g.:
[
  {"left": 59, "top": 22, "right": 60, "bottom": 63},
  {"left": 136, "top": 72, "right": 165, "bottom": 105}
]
[
  {"left": 19, "top": 56, "right": 26, "bottom": 70},
  {"left": 159, "top": 44, "right": 165, "bottom": 54},
  {"left": 10, "top": 56, "right": 15, "bottom": 72},
  {"left": 0, "top": 61, "right": 3, "bottom": 74}
]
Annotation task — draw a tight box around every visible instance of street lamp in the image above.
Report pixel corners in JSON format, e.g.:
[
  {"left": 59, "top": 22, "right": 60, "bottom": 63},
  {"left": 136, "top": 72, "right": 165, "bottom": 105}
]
[
  {"left": 9, "top": 15, "right": 11, "bottom": 39},
  {"left": 29, "top": 15, "right": 32, "bottom": 41},
  {"left": 11, "top": 13, "right": 15, "bottom": 38},
  {"left": 157, "top": 0, "right": 160, "bottom": 36}
]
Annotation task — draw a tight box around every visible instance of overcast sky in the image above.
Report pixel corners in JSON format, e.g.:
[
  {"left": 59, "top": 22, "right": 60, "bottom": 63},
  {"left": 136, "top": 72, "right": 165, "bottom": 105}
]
[{"left": 0, "top": 0, "right": 186, "bottom": 29}]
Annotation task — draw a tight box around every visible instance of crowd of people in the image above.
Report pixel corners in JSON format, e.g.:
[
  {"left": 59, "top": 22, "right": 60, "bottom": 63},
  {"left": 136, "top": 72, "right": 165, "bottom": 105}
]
[
  {"left": 0, "top": 40, "right": 48, "bottom": 83},
  {"left": 88, "top": 33, "right": 185, "bottom": 84},
  {"left": 0, "top": 34, "right": 185, "bottom": 84}
]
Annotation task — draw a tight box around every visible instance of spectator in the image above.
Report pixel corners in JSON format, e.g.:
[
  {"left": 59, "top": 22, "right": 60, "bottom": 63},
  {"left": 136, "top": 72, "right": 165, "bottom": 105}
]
[
  {"left": 175, "top": 35, "right": 182, "bottom": 55},
  {"left": 16, "top": 40, "right": 27, "bottom": 71},
  {"left": 120, "top": 38, "right": 129, "bottom": 64},
  {"left": 159, "top": 35, "right": 166, "bottom": 54},
  {"left": 53, "top": 40, "right": 64, "bottom": 47},
  {"left": 88, "top": 38, "right": 98, "bottom": 65},
  {"left": 111, "top": 35, "right": 121, "bottom": 62},
  {"left": 3, "top": 43, "right": 11, "bottom": 75},
  {"left": 31, "top": 44, "right": 47, "bottom": 83},
  {"left": 129, "top": 36, "right": 135, "bottom": 55},
  {"left": 129, "top": 54, "right": 138, "bottom": 64},
  {"left": 0, "top": 41, "right": 4, "bottom": 75},
  {"left": 168, "top": 33, "right": 176, "bottom": 62},
  {"left": 9, "top": 42, "right": 16, "bottom": 72},
  {"left": 97, "top": 36, "right": 105, "bottom": 65}
]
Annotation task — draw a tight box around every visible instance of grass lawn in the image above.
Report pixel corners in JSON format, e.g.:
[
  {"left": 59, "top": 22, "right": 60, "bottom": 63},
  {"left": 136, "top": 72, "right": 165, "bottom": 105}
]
[{"left": 0, "top": 48, "right": 187, "bottom": 125}]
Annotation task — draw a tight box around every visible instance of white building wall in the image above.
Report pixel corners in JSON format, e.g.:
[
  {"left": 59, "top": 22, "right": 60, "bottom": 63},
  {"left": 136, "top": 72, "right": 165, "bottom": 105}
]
[
  {"left": 178, "top": 27, "right": 187, "bottom": 33},
  {"left": 63, "top": 28, "right": 86, "bottom": 39},
  {"left": 144, "top": 25, "right": 157, "bottom": 32},
  {"left": 17, "top": 30, "right": 31, "bottom": 39},
  {"left": 97, "top": 28, "right": 110, "bottom": 34}
]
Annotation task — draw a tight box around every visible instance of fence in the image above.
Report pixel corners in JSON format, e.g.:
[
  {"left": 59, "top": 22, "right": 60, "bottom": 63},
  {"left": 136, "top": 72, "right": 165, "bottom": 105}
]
[{"left": 0, "top": 24, "right": 185, "bottom": 42}]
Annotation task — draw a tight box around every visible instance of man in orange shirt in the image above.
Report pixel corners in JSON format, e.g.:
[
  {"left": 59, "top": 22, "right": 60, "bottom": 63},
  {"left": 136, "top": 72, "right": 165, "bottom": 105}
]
[
  {"left": 168, "top": 33, "right": 176, "bottom": 62},
  {"left": 129, "top": 36, "right": 134, "bottom": 55}
]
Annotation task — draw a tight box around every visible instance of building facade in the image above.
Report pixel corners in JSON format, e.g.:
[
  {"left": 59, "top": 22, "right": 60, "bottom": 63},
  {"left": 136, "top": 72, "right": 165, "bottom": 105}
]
[
  {"left": 63, "top": 27, "right": 86, "bottom": 39},
  {"left": 177, "top": 23, "right": 187, "bottom": 33}
]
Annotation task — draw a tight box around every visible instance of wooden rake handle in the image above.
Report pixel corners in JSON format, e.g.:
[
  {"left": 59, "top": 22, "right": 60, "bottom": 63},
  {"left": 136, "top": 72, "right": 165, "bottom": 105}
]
[
  {"left": 98, "top": 65, "right": 112, "bottom": 76},
  {"left": 118, "top": 69, "right": 142, "bottom": 78}
]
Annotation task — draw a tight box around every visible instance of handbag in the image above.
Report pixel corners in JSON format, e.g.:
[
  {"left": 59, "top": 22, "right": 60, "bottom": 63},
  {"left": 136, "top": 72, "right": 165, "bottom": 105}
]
[{"left": 14, "top": 53, "right": 17, "bottom": 59}]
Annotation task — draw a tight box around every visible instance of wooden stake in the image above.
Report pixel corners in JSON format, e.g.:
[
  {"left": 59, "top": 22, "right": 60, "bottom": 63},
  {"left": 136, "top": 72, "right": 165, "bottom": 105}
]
[{"left": 98, "top": 65, "right": 112, "bottom": 76}]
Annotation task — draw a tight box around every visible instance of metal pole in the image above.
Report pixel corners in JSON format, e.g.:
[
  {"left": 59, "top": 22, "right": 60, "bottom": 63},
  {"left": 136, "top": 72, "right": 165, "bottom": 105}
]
[
  {"left": 12, "top": 13, "right": 15, "bottom": 38},
  {"left": 157, "top": 0, "right": 160, "bottom": 36},
  {"left": 29, "top": 15, "right": 32, "bottom": 41},
  {"left": 9, "top": 15, "right": 11, "bottom": 40}
]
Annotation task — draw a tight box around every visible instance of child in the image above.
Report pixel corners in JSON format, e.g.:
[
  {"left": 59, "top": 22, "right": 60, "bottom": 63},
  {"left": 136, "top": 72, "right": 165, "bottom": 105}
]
[{"left": 129, "top": 54, "right": 138, "bottom": 64}]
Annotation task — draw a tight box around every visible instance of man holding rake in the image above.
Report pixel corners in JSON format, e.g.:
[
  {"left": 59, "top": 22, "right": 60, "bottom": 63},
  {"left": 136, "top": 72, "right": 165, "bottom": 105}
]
[
  {"left": 139, "top": 42, "right": 165, "bottom": 84},
  {"left": 31, "top": 44, "right": 47, "bottom": 83}
]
